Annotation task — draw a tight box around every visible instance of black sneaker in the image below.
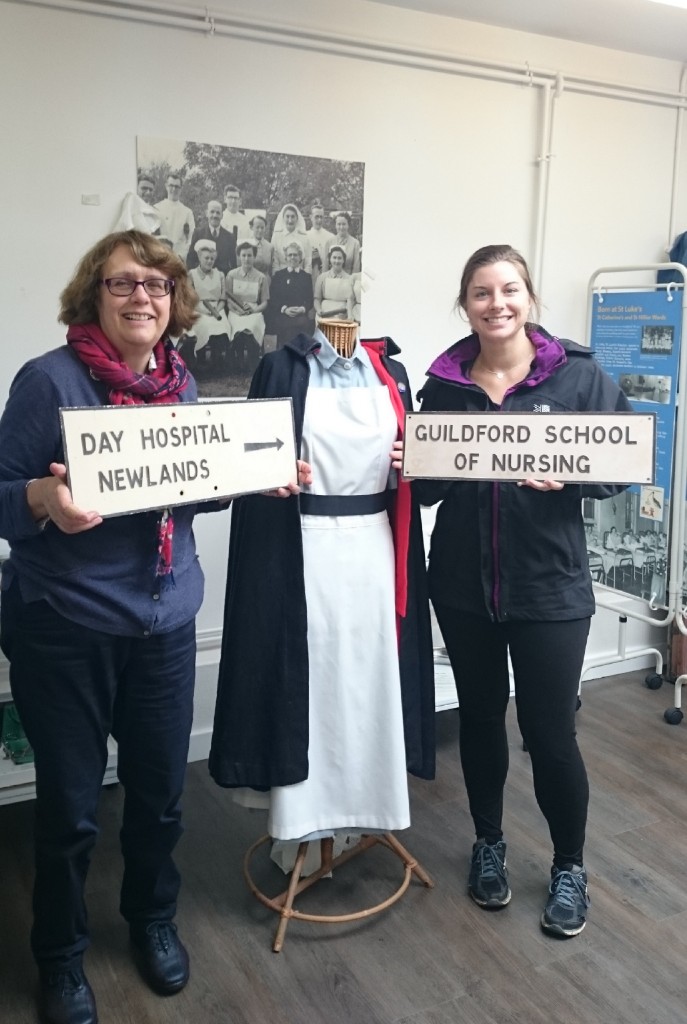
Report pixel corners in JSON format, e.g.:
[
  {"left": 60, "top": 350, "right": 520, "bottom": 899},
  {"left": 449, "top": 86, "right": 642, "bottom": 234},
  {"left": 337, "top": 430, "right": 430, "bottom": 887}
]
[
  {"left": 38, "top": 964, "right": 97, "bottom": 1024},
  {"left": 541, "top": 864, "right": 589, "bottom": 937},
  {"left": 468, "top": 838, "right": 511, "bottom": 908},
  {"left": 130, "top": 921, "right": 189, "bottom": 995}
]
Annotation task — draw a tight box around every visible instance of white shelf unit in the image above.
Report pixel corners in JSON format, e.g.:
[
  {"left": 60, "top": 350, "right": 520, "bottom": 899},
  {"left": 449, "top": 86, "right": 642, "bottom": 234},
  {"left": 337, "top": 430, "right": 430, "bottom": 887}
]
[{"left": 0, "top": 658, "right": 119, "bottom": 807}]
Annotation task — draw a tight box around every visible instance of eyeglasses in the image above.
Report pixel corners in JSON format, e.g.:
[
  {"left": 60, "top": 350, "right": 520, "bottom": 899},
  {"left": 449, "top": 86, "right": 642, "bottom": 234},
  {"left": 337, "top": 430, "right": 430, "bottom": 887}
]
[{"left": 101, "top": 278, "right": 174, "bottom": 297}]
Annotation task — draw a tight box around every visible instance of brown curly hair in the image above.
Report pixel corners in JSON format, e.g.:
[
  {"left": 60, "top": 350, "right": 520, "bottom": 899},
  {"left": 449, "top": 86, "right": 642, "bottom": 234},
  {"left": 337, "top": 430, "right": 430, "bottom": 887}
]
[{"left": 58, "top": 230, "right": 198, "bottom": 336}]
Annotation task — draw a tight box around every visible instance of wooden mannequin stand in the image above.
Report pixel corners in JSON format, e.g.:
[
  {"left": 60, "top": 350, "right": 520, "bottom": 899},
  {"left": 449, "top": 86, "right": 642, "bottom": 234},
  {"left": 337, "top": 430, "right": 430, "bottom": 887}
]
[
  {"left": 243, "top": 833, "right": 434, "bottom": 952},
  {"left": 243, "top": 316, "right": 433, "bottom": 951}
]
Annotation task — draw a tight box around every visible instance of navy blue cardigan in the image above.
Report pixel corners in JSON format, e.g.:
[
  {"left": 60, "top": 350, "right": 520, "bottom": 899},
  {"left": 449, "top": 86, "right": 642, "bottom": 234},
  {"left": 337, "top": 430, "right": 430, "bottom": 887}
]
[{"left": 0, "top": 345, "right": 214, "bottom": 637}]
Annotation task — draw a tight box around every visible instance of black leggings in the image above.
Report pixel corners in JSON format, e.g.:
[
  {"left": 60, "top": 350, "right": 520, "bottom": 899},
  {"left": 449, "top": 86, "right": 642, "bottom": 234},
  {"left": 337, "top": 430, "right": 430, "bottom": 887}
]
[{"left": 433, "top": 605, "right": 590, "bottom": 867}]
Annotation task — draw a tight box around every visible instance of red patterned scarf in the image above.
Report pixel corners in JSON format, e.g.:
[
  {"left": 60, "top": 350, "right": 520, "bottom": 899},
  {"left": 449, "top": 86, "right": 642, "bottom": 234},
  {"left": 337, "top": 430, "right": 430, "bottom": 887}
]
[
  {"left": 66, "top": 323, "right": 189, "bottom": 576},
  {"left": 361, "top": 339, "right": 411, "bottom": 624}
]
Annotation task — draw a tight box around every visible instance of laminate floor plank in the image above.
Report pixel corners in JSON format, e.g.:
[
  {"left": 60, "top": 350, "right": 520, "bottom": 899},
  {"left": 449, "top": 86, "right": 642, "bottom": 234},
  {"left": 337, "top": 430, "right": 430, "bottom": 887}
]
[{"left": 3, "top": 669, "right": 687, "bottom": 1024}]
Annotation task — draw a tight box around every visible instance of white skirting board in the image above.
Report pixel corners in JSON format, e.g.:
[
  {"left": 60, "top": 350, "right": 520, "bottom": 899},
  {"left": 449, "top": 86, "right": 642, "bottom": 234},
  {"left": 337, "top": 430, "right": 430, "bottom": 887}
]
[
  {"left": 0, "top": 631, "right": 669, "bottom": 804},
  {"left": 428, "top": 649, "right": 665, "bottom": 715},
  {"left": 187, "top": 641, "right": 667, "bottom": 760}
]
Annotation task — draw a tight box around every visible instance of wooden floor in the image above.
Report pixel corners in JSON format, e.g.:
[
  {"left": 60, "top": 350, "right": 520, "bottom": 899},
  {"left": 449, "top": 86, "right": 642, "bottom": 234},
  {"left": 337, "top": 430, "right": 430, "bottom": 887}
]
[{"left": 2, "top": 669, "right": 687, "bottom": 1024}]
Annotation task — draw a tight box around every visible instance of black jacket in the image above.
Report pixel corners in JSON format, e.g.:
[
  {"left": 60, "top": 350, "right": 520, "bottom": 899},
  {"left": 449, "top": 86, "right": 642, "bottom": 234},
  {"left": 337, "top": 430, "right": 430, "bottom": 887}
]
[
  {"left": 209, "top": 333, "right": 435, "bottom": 789},
  {"left": 186, "top": 224, "right": 237, "bottom": 274},
  {"left": 414, "top": 328, "right": 632, "bottom": 623}
]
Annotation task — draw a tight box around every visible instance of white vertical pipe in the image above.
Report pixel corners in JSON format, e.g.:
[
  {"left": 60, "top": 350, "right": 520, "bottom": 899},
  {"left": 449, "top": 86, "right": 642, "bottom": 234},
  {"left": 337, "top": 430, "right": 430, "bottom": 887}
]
[
  {"left": 531, "top": 83, "right": 552, "bottom": 296},
  {"left": 667, "top": 65, "right": 687, "bottom": 245},
  {"left": 669, "top": 275, "right": 687, "bottom": 633},
  {"left": 532, "top": 75, "right": 563, "bottom": 304}
]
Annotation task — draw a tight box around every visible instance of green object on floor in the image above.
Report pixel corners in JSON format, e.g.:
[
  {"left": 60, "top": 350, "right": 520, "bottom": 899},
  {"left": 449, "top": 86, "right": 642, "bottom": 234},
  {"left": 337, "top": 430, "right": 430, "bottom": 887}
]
[{"left": 1, "top": 703, "right": 34, "bottom": 765}]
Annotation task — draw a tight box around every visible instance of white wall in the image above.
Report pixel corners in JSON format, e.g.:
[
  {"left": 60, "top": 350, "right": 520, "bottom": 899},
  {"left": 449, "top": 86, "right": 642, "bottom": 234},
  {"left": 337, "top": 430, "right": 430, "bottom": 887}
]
[{"left": 1, "top": 0, "right": 683, "bottom": 749}]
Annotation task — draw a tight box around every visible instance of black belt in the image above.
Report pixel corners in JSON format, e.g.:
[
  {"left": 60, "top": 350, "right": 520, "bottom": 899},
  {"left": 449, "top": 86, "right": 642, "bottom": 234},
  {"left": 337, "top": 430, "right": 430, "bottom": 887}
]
[{"left": 299, "top": 491, "right": 389, "bottom": 516}]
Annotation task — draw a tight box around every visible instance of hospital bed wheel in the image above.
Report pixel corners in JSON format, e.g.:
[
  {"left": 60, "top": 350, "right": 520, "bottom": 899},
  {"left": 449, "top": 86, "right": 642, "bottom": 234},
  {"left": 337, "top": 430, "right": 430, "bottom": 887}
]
[
  {"left": 664, "top": 707, "right": 683, "bottom": 725},
  {"left": 644, "top": 673, "right": 663, "bottom": 690}
]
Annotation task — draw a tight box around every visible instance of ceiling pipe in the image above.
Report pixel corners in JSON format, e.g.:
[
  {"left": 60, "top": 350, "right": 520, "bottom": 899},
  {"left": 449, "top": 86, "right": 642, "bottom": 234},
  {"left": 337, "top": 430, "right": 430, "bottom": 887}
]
[{"left": 12, "top": 0, "right": 687, "bottom": 110}]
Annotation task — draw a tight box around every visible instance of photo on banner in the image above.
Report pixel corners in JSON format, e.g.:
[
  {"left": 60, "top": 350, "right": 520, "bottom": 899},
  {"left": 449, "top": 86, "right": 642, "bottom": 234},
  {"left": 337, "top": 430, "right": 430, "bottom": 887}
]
[
  {"left": 136, "top": 136, "right": 365, "bottom": 398},
  {"left": 589, "top": 288, "right": 683, "bottom": 605}
]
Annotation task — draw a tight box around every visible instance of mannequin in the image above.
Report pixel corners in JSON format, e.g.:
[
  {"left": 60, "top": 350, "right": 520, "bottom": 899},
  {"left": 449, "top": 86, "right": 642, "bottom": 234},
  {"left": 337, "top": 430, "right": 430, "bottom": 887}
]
[
  {"left": 209, "top": 322, "right": 436, "bottom": 890},
  {"left": 316, "top": 317, "right": 357, "bottom": 358}
]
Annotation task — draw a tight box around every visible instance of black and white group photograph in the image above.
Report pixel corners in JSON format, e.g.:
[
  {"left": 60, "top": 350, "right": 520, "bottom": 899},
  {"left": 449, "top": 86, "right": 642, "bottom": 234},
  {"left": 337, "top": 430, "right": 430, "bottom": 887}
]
[
  {"left": 640, "top": 324, "right": 674, "bottom": 355},
  {"left": 584, "top": 490, "right": 669, "bottom": 605},
  {"left": 136, "top": 136, "right": 365, "bottom": 397}
]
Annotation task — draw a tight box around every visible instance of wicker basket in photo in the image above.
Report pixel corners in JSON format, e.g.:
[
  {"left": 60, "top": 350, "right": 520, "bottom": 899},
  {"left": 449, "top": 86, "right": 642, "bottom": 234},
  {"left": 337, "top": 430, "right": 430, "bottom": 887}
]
[{"left": 317, "top": 318, "right": 358, "bottom": 350}]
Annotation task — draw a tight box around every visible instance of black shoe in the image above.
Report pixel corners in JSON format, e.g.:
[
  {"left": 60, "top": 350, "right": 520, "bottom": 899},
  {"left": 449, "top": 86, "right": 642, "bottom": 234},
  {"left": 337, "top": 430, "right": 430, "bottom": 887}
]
[
  {"left": 541, "top": 864, "right": 589, "bottom": 937},
  {"left": 468, "top": 838, "right": 511, "bottom": 908},
  {"left": 38, "top": 965, "right": 97, "bottom": 1024},
  {"left": 130, "top": 921, "right": 189, "bottom": 995}
]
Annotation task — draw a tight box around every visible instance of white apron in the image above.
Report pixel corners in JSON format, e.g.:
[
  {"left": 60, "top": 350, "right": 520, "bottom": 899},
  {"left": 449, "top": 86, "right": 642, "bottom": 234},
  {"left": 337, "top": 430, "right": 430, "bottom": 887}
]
[
  {"left": 190, "top": 269, "right": 229, "bottom": 351},
  {"left": 227, "top": 276, "right": 266, "bottom": 344},
  {"left": 267, "top": 384, "right": 410, "bottom": 841}
]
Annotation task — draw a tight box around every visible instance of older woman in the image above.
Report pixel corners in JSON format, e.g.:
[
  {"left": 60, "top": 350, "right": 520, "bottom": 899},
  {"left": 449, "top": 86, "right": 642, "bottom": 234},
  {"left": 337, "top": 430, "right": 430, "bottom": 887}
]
[
  {"left": 329, "top": 211, "right": 361, "bottom": 275},
  {"left": 268, "top": 241, "right": 314, "bottom": 349},
  {"left": 270, "top": 203, "right": 312, "bottom": 275},
  {"left": 314, "top": 245, "right": 354, "bottom": 321},
  {"left": 0, "top": 229, "right": 307, "bottom": 1024},
  {"left": 187, "top": 238, "right": 231, "bottom": 367}
]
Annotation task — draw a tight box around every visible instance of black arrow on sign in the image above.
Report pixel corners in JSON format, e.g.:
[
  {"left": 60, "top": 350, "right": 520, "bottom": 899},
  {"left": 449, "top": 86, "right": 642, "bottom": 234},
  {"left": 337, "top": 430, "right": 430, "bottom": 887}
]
[{"left": 244, "top": 437, "right": 284, "bottom": 452}]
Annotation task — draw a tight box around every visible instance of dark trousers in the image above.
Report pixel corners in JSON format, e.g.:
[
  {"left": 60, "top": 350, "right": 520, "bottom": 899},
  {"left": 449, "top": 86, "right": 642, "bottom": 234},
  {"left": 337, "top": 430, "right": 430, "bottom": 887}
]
[
  {"left": 1, "top": 582, "right": 196, "bottom": 968},
  {"left": 433, "top": 605, "right": 590, "bottom": 867}
]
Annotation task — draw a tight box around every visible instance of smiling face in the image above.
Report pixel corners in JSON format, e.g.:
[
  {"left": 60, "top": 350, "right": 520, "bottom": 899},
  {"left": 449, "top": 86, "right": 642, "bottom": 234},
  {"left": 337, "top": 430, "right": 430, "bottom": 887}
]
[
  {"left": 165, "top": 176, "right": 181, "bottom": 200},
  {"left": 285, "top": 246, "right": 302, "bottom": 268},
  {"left": 97, "top": 245, "right": 171, "bottom": 372},
  {"left": 251, "top": 217, "right": 266, "bottom": 239},
  {"left": 224, "top": 189, "right": 240, "bottom": 212},
  {"left": 198, "top": 248, "right": 216, "bottom": 272},
  {"left": 335, "top": 215, "right": 349, "bottom": 237},
  {"left": 464, "top": 260, "right": 531, "bottom": 346},
  {"left": 137, "top": 178, "right": 155, "bottom": 201},
  {"left": 207, "top": 202, "right": 222, "bottom": 228},
  {"left": 239, "top": 247, "right": 255, "bottom": 269},
  {"left": 329, "top": 249, "right": 345, "bottom": 272},
  {"left": 283, "top": 207, "right": 298, "bottom": 231}
]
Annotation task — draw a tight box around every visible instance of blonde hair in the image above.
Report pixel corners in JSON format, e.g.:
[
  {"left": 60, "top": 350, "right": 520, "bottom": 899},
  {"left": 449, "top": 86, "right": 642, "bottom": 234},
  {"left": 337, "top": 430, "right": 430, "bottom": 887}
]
[{"left": 59, "top": 230, "right": 198, "bottom": 336}]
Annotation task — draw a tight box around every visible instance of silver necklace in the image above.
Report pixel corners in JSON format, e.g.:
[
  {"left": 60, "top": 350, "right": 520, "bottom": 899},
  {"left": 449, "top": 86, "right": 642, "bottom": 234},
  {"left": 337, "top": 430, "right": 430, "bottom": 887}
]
[{"left": 476, "top": 355, "right": 531, "bottom": 380}]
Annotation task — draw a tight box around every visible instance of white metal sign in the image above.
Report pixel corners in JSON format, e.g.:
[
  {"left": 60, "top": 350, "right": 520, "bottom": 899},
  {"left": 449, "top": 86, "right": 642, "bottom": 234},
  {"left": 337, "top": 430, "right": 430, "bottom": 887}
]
[
  {"left": 60, "top": 398, "right": 297, "bottom": 516},
  {"left": 403, "top": 412, "right": 655, "bottom": 484}
]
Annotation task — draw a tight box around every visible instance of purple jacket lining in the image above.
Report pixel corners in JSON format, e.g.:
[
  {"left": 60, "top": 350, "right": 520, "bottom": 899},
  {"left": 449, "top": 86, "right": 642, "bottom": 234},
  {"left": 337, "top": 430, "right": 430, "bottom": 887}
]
[{"left": 426, "top": 328, "right": 568, "bottom": 618}]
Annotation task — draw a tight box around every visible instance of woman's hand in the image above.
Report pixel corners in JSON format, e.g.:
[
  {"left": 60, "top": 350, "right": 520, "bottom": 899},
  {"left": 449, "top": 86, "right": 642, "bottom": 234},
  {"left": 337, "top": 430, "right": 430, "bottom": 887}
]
[
  {"left": 27, "top": 463, "right": 103, "bottom": 534},
  {"left": 262, "top": 459, "right": 313, "bottom": 498},
  {"left": 517, "top": 478, "right": 564, "bottom": 491},
  {"left": 297, "top": 459, "right": 314, "bottom": 487},
  {"left": 390, "top": 439, "right": 404, "bottom": 473}
]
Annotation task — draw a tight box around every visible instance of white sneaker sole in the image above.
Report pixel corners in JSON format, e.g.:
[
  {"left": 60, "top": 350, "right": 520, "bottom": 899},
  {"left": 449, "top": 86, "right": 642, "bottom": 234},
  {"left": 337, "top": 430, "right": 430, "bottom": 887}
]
[{"left": 540, "top": 913, "right": 586, "bottom": 937}]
